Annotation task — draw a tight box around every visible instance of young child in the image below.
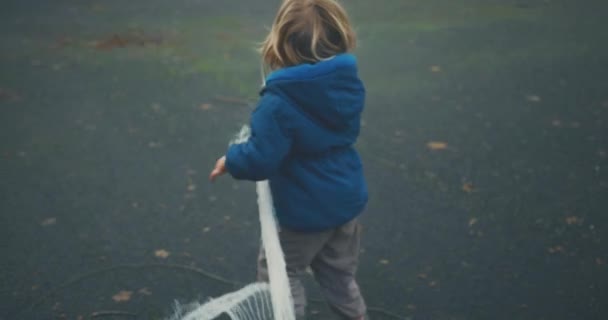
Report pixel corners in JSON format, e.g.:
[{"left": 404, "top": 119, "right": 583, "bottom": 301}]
[{"left": 209, "top": 0, "right": 368, "bottom": 319}]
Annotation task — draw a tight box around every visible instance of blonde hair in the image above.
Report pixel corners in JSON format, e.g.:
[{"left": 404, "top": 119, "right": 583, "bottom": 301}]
[{"left": 260, "top": 0, "right": 356, "bottom": 70}]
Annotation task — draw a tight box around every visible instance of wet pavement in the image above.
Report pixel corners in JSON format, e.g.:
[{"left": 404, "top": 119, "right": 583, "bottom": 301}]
[{"left": 1, "top": 0, "right": 607, "bottom": 319}]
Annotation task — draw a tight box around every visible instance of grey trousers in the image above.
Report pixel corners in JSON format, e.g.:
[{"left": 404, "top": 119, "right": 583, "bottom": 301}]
[{"left": 257, "top": 218, "right": 367, "bottom": 319}]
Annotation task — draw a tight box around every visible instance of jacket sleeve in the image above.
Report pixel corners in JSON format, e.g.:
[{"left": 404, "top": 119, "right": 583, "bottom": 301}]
[{"left": 225, "top": 95, "right": 292, "bottom": 181}]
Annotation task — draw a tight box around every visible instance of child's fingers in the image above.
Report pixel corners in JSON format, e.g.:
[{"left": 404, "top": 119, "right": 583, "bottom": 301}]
[
  {"left": 209, "top": 167, "right": 225, "bottom": 182},
  {"left": 209, "top": 169, "right": 219, "bottom": 182},
  {"left": 209, "top": 156, "right": 226, "bottom": 182}
]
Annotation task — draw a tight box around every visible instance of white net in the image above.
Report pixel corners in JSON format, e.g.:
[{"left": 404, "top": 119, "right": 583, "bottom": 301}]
[
  {"left": 170, "top": 126, "right": 296, "bottom": 320},
  {"left": 169, "top": 283, "right": 273, "bottom": 320}
]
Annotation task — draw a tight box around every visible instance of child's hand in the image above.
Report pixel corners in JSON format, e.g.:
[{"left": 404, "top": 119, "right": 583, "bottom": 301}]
[{"left": 209, "top": 156, "right": 227, "bottom": 182}]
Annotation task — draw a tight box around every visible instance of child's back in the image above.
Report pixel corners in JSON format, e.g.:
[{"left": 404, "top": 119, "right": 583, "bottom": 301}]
[
  {"left": 209, "top": 1, "right": 368, "bottom": 318},
  {"left": 226, "top": 53, "right": 368, "bottom": 231}
]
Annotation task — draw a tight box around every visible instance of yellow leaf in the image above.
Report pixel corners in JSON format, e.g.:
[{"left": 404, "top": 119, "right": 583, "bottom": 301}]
[
  {"left": 379, "top": 259, "right": 390, "bottom": 265},
  {"left": 427, "top": 141, "right": 448, "bottom": 150},
  {"left": 430, "top": 65, "right": 442, "bottom": 72},
  {"left": 565, "top": 216, "right": 582, "bottom": 225},
  {"left": 112, "top": 290, "right": 132, "bottom": 302},
  {"left": 468, "top": 217, "right": 478, "bottom": 227},
  {"left": 199, "top": 103, "right": 212, "bottom": 111},
  {"left": 547, "top": 246, "right": 564, "bottom": 254},
  {"left": 154, "top": 249, "right": 170, "bottom": 259},
  {"left": 462, "top": 182, "right": 474, "bottom": 193}
]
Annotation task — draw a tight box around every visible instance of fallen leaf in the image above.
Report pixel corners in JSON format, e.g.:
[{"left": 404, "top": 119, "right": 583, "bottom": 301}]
[
  {"left": 462, "top": 182, "right": 474, "bottom": 193},
  {"left": 551, "top": 119, "right": 562, "bottom": 127},
  {"left": 417, "top": 273, "right": 428, "bottom": 279},
  {"left": 430, "top": 65, "right": 442, "bottom": 72},
  {"left": 187, "top": 183, "right": 196, "bottom": 192},
  {"left": 0, "top": 88, "right": 22, "bottom": 101},
  {"left": 151, "top": 103, "right": 162, "bottom": 112},
  {"left": 565, "top": 216, "right": 582, "bottom": 225},
  {"left": 406, "top": 304, "right": 417, "bottom": 311},
  {"left": 148, "top": 141, "right": 162, "bottom": 148},
  {"left": 202, "top": 227, "right": 211, "bottom": 233},
  {"left": 548, "top": 246, "right": 565, "bottom": 254},
  {"left": 596, "top": 258, "right": 605, "bottom": 266},
  {"left": 154, "top": 249, "right": 170, "bottom": 259},
  {"left": 468, "top": 217, "right": 478, "bottom": 227},
  {"left": 138, "top": 287, "right": 152, "bottom": 296},
  {"left": 428, "top": 280, "right": 439, "bottom": 287},
  {"left": 199, "top": 103, "right": 212, "bottom": 111},
  {"left": 93, "top": 32, "right": 163, "bottom": 51},
  {"left": 112, "top": 290, "right": 132, "bottom": 302},
  {"left": 526, "top": 95, "right": 541, "bottom": 102},
  {"left": 94, "top": 35, "right": 127, "bottom": 50},
  {"left": 41, "top": 218, "right": 56, "bottom": 226},
  {"left": 427, "top": 141, "right": 448, "bottom": 150},
  {"left": 379, "top": 259, "right": 390, "bottom": 265}
]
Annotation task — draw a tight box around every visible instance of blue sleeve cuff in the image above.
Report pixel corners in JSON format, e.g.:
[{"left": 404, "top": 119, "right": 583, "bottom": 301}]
[{"left": 225, "top": 144, "right": 245, "bottom": 179}]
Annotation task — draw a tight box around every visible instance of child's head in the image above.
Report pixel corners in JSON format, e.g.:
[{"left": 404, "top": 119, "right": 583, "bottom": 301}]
[{"left": 261, "top": 0, "right": 356, "bottom": 70}]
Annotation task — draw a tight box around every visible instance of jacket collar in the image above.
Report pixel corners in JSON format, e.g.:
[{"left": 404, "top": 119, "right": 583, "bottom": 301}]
[{"left": 265, "top": 53, "right": 357, "bottom": 84}]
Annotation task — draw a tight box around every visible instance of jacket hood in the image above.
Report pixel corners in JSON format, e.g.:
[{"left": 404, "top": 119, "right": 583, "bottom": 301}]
[{"left": 263, "top": 54, "right": 365, "bottom": 131}]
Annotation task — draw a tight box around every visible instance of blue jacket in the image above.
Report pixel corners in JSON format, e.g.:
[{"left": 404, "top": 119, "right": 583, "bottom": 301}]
[{"left": 225, "top": 54, "right": 368, "bottom": 231}]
